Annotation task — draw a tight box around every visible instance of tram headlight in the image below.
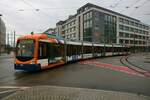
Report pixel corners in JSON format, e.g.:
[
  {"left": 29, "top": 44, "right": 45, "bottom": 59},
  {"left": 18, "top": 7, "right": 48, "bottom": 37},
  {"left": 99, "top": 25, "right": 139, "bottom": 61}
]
[{"left": 31, "top": 60, "right": 35, "bottom": 64}]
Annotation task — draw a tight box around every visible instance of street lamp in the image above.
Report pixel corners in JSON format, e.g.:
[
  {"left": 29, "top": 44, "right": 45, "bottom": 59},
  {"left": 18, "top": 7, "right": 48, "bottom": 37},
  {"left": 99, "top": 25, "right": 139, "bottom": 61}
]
[{"left": 0, "top": 14, "right": 2, "bottom": 55}]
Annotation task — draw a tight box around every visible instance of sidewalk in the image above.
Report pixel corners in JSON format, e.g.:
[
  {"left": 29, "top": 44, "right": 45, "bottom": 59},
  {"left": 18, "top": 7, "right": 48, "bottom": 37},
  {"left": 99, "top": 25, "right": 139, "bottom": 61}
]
[
  {"left": 128, "top": 53, "right": 150, "bottom": 71},
  {"left": 0, "top": 53, "right": 14, "bottom": 59},
  {"left": 2, "top": 86, "right": 150, "bottom": 100}
]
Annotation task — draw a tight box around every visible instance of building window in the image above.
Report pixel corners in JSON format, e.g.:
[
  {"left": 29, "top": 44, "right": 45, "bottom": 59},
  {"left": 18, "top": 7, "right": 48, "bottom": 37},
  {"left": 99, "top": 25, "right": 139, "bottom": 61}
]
[
  {"left": 130, "top": 34, "right": 134, "bottom": 38},
  {"left": 72, "top": 20, "right": 75, "bottom": 25},
  {"left": 125, "top": 19, "right": 129, "bottom": 24},
  {"left": 104, "top": 14, "right": 117, "bottom": 43},
  {"left": 89, "top": 20, "right": 92, "bottom": 27},
  {"left": 86, "top": 21, "right": 89, "bottom": 28},
  {"left": 125, "top": 26, "right": 129, "bottom": 31},
  {"left": 84, "top": 15, "right": 86, "bottom": 21},
  {"left": 87, "top": 13, "right": 90, "bottom": 19},
  {"left": 125, "top": 33, "right": 129, "bottom": 38},
  {"left": 119, "top": 25, "right": 123, "bottom": 30},
  {"left": 131, "top": 27, "right": 134, "bottom": 32},
  {"left": 84, "top": 7, "right": 89, "bottom": 11},
  {"left": 119, "top": 39, "right": 123, "bottom": 44},
  {"left": 131, "top": 21, "right": 134, "bottom": 26},
  {"left": 85, "top": 22, "right": 87, "bottom": 28},
  {"left": 129, "top": 21, "right": 132, "bottom": 25},
  {"left": 84, "top": 11, "right": 92, "bottom": 21},
  {"left": 70, "top": 34, "right": 72, "bottom": 38},
  {"left": 89, "top": 12, "right": 92, "bottom": 18},
  {"left": 125, "top": 40, "right": 129, "bottom": 44},
  {"left": 130, "top": 40, "right": 133, "bottom": 44},
  {"left": 71, "top": 27, "right": 73, "bottom": 31},
  {"left": 119, "top": 32, "right": 123, "bottom": 37},
  {"left": 135, "top": 23, "right": 138, "bottom": 27},
  {"left": 139, "top": 41, "right": 142, "bottom": 44},
  {"left": 134, "top": 29, "right": 138, "bottom": 33},
  {"left": 119, "top": 18, "right": 123, "bottom": 23},
  {"left": 73, "top": 33, "right": 76, "bottom": 37}
]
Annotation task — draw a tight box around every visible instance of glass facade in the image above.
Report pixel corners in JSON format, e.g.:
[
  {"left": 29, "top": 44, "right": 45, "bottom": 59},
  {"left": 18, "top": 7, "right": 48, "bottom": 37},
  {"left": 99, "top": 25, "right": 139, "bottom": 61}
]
[
  {"left": 83, "top": 11, "right": 92, "bottom": 42},
  {"left": 119, "top": 17, "right": 149, "bottom": 45},
  {"left": 104, "top": 14, "right": 117, "bottom": 43}
]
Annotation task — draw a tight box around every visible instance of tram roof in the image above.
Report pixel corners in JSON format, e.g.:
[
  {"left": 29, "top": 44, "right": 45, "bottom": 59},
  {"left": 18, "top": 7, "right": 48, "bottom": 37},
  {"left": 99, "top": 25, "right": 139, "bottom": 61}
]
[
  {"left": 17, "top": 33, "right": 48, "bottom": 41},
  {"left": 93, "top": 43, "right": 104, "bottom": 46},
  {"left": 66, "top": 41, "right": 82, "bottom": 45},
  {"left": 113, "top": 44, "right": 125, "bottom": 47}
]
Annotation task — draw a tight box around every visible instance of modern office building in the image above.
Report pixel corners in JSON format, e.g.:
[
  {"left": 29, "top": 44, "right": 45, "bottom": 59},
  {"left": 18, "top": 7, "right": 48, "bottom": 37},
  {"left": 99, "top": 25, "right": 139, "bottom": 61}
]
[
  {"left": 0, "top": 15, "right": 6, "bottom": 53},
  {"left": 56, "top": 15, "right": 77, "bottom": 41},
  {"left": 56, "top": 3, "right": 149, "bottom": 48}
]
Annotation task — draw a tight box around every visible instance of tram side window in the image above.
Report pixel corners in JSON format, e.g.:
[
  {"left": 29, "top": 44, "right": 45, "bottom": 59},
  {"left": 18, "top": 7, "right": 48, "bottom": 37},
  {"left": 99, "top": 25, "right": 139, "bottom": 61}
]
[
  {"left": 38, "top": 42, "right": 48, "bottom": 59},
  {"left": 67, "top": 45, "right": 72, "bottom": 56},
  {"left": 77, "top": 45, "right": 82, "bottom": 55},
  {"left": 83, "top": 46, "right": 92, "bottom": 54},
  {"left": 119, "top": 47, "right": 123, "bottom": 52},
  {"left": 94, "top": 46, "right": 100, "bottom": 53},
  {"left": 114, "top": 47, "right": 117, "bottom": 52},
  {"left": 48, "top": 43, "right": 63, "bottom": 59},
  {"left": 105, "top": 47, "right": 112, "bottom": 52}
]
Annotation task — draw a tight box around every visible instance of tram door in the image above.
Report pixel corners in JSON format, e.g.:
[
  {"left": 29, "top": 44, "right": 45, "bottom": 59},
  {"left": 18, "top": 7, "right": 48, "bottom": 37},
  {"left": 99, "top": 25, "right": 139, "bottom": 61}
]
[{"left": 38, "top": 42, "right": 48, "bottom": 66}]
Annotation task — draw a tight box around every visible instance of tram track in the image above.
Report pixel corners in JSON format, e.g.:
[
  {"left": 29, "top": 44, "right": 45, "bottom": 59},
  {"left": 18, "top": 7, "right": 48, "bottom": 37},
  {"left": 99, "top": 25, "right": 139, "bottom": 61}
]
[
  {"left": 14, "top": 71, "right": 38, "bottom": 80},
  {"left": 120, "top": 55, "right": 150, "bottom": 77}
]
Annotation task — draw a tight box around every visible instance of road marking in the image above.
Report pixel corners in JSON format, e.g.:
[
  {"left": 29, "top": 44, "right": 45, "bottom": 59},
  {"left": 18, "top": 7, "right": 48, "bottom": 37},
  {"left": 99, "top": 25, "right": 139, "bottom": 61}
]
[
  {"left": 0, "top": 89, "right": 19, "bottom": 94},
  {"left": 79, "top": 60, "right": 144, "bottom": 77},
  {"left": 0, "top": 86, "right": 29, "bottom": 89}
]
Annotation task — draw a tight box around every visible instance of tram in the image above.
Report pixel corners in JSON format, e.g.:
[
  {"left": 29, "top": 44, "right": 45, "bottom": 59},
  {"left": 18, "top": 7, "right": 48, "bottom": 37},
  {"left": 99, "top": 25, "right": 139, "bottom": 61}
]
[{"left": 14, "top": 33, "right": 129, "bottom": 71}]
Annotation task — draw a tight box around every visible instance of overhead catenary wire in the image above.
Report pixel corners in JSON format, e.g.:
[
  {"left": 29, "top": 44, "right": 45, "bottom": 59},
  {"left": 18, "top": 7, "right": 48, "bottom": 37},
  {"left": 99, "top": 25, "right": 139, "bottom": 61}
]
[
  {"left": 109, "top": 0, "right": 123, "bottom": 8},
  {"left": 20, "top": 0, "right": 50, "bottom": 17},
  {"left": 134, "top": 0, "right": 150, "bottom": 9},
  {"left": 18, "top": 0, "right": 59, "bottom": 33},
  {"left": 17, "top": 7, "right": 78, "bottom": 11},
  {"left": 109, "top": 0, "right": 149, "bottom": 16},
  {"left": 125, "top": 0, "right": 141, "bottom": 8},
  {"left": 119, "top": 0, "right": 142, "bottom": 14},
  {"left": 129, "top": 0, "right": 150, "bottom": 16}
]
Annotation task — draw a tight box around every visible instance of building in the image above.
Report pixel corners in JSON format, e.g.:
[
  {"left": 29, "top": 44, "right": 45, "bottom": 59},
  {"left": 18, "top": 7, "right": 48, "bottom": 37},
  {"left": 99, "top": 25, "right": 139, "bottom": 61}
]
[
  {"left": 45, "top": 28, "right": 56, "bottom": 34},
  {"left": 56, "top": 16, "right": 77, "bottom": 41},
  {"left": 55, "top": 3, "right": 149, "bottom": 48},
  {"left": 0, "top": 15, "right": 6, "bottom": 53}
]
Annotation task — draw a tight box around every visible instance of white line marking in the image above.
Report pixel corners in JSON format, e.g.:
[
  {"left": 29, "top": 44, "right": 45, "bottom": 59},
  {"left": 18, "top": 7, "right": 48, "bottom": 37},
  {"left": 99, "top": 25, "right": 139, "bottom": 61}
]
[
  {"left": 0, "top": 89, "right": 19, "bottom": 94},
  {"left": 0, "top": 86, "right": 29, "bottom": 89}
]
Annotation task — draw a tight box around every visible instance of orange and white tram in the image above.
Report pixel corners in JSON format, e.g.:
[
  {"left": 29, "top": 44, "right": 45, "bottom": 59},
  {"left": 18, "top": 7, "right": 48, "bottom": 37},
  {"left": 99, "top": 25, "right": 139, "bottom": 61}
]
[{"left": 14, "top": 33, "right": 129, "bottom": 71}]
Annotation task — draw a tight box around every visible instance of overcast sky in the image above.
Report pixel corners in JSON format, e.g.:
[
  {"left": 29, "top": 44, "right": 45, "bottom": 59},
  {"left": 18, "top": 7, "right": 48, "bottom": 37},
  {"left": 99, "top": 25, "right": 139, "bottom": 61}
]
[{"left": 0, "top": 0, "right": 150, "bottom": 35}]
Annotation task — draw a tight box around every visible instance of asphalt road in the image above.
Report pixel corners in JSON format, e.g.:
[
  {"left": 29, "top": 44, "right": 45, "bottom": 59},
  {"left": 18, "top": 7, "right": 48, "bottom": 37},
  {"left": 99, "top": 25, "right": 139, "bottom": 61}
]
[{"left": 0, "top": 54, "right": 150, "bottom": 97}]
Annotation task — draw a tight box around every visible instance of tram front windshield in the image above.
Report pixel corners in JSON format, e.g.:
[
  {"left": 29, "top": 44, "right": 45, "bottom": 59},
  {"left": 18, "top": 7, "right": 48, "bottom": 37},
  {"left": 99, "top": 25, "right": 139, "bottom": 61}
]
[{"left": 16, "top": 39, "right": 35, "bottom": 61}]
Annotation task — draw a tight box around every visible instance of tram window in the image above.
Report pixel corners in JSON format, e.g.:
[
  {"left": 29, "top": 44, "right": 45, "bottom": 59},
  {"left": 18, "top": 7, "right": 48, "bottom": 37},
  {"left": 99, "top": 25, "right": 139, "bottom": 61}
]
[
  {"left": 114, "top": 47, "right": 118, "bottom": 52},
  {"left": 72, "top": 46, "right": 76, "bottom": 55},
  {"left": 67, "top": 45, "right": 71, "bottom": 56},
  {"left": 48, "top": 43, "right": 63, "bottom": 59},
  {"left": 105, "top": 47, "right": 112, "bottom": 52},
  {"left": 117, "top": 47, "right": 122, "bottom": 52},
  {"left": 67, "top": 45, "right": 82, "bottom": 56},
  {"left": 94, "top": 46, "right": 100, "bottom": 53},
  {"left": 16, "top": 39, "right": 35, "bottom": 61},
  {"left": 72, "top": 45, "right": 79, "bottom": 55},
  {"left": 77, "top": 45, "right": 82, "bottom": 55},
  {"left": 83, "top": 46, "right": 92, "bottom": 54},
  {"left": 114, "top": 47, "right": 119, "bottom": 52}
]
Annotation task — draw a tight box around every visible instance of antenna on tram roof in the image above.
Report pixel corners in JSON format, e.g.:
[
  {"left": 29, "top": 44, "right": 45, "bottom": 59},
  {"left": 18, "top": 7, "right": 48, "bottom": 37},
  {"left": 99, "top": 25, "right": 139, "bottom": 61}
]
[{"left": 31, "top": 31, "right": 34, "bottom": 35}]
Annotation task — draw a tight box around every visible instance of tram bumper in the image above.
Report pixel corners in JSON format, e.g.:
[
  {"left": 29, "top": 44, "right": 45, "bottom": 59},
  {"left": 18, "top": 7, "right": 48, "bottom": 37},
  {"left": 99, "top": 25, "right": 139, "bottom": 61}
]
[{"left": 14, "top": 64, "right": 41, "bottom": 71}]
